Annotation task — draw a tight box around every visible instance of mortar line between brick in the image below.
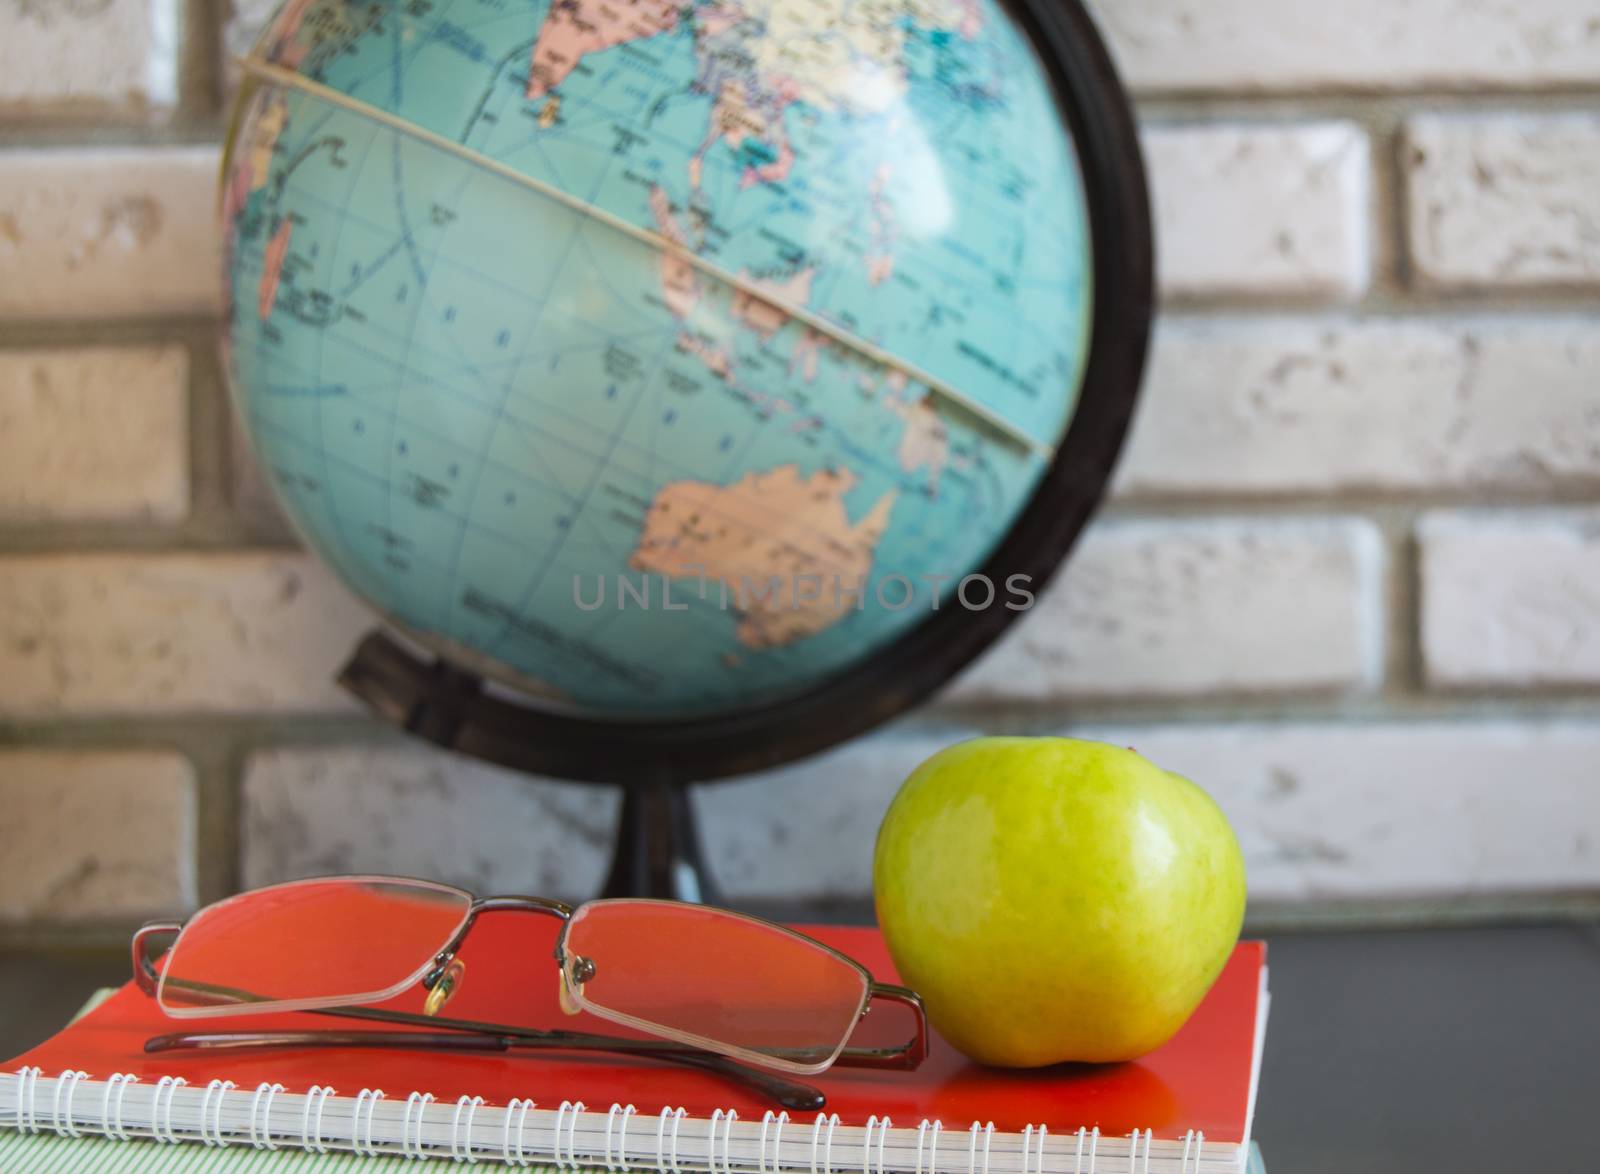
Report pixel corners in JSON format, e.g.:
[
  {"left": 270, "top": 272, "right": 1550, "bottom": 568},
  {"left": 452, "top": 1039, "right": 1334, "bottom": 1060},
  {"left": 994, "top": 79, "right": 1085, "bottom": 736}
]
[
  {"left": 1134, "top": 89, "right": 1600, "bottom": 122},
  {"left": 5, "top": 496, "right": 1600, "bottom": 556},
  {"left": 8, "top": 690, "right": 1600, "bottom": 746},
  {"left": 178, "top": 0, "right": 224, "bottom": 121},
  {"left": 2, "top": 891, "right": 1597, "bottom": 950}
]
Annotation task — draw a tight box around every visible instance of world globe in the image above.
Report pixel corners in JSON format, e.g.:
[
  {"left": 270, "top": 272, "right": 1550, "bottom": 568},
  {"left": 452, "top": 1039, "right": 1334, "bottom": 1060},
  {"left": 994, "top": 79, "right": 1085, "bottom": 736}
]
[{"left": 223, "top": 0, "right": 1147, "bottom": 735}]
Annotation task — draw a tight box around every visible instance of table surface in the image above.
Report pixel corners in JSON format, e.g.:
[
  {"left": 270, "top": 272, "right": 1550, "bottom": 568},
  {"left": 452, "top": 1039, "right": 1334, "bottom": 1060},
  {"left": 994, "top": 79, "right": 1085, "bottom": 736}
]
[{"left": 4, "top": 922, "right": 1599, "bottom": 1173}]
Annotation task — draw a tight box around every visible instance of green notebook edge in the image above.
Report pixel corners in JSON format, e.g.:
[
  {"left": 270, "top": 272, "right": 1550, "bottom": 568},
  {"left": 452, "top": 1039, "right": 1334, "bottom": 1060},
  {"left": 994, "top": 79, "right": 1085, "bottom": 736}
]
[{"left": 0, "top": 1133, "right": 1269, "bottom": 1174}]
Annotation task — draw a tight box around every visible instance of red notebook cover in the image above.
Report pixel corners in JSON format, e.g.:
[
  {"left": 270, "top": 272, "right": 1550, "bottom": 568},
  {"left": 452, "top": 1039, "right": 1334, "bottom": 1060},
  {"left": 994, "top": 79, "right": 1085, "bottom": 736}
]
[{"left": 8, "top": 920, "right": 1266, "bottom": 1145}]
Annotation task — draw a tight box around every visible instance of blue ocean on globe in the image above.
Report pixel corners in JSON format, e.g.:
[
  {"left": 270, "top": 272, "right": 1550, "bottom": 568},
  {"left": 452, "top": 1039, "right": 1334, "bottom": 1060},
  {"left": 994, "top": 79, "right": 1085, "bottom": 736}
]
[{"left": 223, "top": 0, "right": 1093, "bottom": 716}]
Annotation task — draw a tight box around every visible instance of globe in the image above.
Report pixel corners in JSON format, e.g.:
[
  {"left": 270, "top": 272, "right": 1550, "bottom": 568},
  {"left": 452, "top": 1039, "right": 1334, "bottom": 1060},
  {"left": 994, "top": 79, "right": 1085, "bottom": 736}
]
[{"left": 222, "top": 0, "right": 1144, "bottom": 728}]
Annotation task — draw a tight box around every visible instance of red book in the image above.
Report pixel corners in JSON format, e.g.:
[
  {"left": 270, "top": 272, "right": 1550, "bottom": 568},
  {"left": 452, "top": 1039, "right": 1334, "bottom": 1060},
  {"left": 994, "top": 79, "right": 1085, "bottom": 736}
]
[{"left": 4, "top": 920, "right": 1268, "bottom": 1169}]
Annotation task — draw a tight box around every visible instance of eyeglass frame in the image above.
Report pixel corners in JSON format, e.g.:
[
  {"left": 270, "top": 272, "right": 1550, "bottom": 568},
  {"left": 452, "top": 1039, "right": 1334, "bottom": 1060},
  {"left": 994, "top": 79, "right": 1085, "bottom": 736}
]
[{"left": 131, "top": 876, "right": 929, "bottom": 1111}]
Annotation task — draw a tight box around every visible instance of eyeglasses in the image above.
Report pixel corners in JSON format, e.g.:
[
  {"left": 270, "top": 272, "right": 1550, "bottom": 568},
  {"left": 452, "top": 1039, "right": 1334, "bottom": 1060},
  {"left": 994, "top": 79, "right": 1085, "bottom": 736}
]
[{"left": 132, "top": 876, "right": 927, "bottom": 1110}]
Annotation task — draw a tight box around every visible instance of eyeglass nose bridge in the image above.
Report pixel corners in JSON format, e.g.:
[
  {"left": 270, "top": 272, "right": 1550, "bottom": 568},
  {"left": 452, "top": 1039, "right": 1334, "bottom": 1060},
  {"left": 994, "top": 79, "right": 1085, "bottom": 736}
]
[{"left": 412, "top": 892, "right": 574, "bottom": 1004}]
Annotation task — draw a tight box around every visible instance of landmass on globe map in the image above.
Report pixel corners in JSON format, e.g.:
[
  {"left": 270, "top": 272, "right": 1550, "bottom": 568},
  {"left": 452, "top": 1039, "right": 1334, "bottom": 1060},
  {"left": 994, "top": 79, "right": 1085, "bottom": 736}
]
[
  {"left": 630, "top": 465, "right": 897, "bottom": 651},
  {"left": 524, "top": 0, "right": 983, "bottom": 196},
  {"left": 645, "top": 181, "right": 952, "bottom": 493}
]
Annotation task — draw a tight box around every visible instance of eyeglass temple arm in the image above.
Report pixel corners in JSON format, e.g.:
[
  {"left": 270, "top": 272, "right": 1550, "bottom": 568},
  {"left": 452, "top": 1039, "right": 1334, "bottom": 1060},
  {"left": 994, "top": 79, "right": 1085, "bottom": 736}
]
[
  {"left": 143, "top": 1024, "right": 824, "bottom": 1110},
  {"left": 133, "top": 921, "right": 181, "bottom": 996},
  {"left": 832, "top": 982, "right": 929, "bottom": 1071},
  {"left": 142, "top": 1007, "right": 827, "bottom": 1112}
]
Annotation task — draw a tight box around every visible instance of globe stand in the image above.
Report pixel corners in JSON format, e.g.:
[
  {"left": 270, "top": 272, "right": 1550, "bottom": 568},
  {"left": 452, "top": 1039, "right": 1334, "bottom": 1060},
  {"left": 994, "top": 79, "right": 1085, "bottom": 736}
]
[
  {"left": 601, "top": 782, "right": 721, "bottom": 904},
  {"left": 338, "top": 629, "right": 722, "bottom": 904},
  {"left": 316, "top": 0, "right": 1155, "bottom": 912}
]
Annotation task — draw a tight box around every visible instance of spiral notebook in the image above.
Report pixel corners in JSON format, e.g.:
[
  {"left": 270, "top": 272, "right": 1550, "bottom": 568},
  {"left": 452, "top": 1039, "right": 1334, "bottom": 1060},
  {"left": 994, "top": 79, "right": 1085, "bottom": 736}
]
[{"left": 1, "top": 922, "right": 1268, "bottom": 1171}]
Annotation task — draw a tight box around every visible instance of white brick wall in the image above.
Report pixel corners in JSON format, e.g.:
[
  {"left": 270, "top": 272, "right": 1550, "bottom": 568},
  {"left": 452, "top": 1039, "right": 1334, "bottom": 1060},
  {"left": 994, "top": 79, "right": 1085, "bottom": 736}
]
[
  {"left": 1405, "top": 114, "right": 1600, "bottom": 290},
  {"left": 222, "top": 0, "right": 279, "bottom": 85},
  {"left": 0, "top": 750, "right": 197, "bottom": 924},
  {"left": 1146, "top": 123, "right": 1372, "bottom": 300},
  {"left": 697, "top": 723, "right": 1600, "bottom": 902},
  {"left": 1421, "top": 511, "right": 1600, "bottom": 689},
  {"left": 0, "top": 0, "right": 1597, "bottom": 925},
  {"left": 234, "top": 721, "right": 1600, "bottom": 905},
  {"left": 232, "top": 419, "right": 291, "bottom": 530},
  {"left": 951, "top": 518, "right": 1384, "bottom": 701},
  {"left": 0, "top": 553, "right": 373, "bottom": 716},
  {"left": 241, "top": 745, "right": 619, "bottom": 900},
  {"left": 0, "top": 148, "right": 222, "bottom": 319},
  {"left": 0, "top": 0, "right": 180, "bottom": 115},
  {"left": 1088, "top": 0, "right": 1600, "bottom": 94},
  {"left": 1116, "top": 317, "right": 1600, "bottom": 497},
  {"left": 0, "top": 347, "right": 190, "bottom": 523}
]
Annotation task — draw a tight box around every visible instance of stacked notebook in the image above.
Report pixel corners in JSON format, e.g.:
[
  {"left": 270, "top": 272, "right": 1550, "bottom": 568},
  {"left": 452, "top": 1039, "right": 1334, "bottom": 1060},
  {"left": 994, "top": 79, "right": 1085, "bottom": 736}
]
[{"left": 2, "top": 921, "right": 1268, "bottom": 1171}]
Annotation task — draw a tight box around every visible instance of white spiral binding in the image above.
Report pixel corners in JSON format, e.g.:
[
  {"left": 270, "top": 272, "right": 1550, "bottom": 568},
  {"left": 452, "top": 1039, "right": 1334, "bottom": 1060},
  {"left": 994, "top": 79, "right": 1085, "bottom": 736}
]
[
  {"left": 655, "top": 1106, "right": 682, "bottom": 1174},
  {"left": 1022, "top": 1123, "right": 1049, "bottom": 1174},
  {"left": 200, "top": 1078, "right": 236, "bottom": 1147},
  {"left": 452, "top": 1094, "right": 486, "bottom": 1164},
  {"left": 774, "top": 1110, "right": 791, "bottom": 1174},
  {"left": 353, "top": 1088, "right": 385, "bottom": 1157},
  {"left": 196, "top": 1079, "right": 220, "bottom": 1146},
  {"left": 808, "top": 1111, "right": 840, "bottom": 1174},
  {"left": 50, "top": 1069, "right": 89, "bottom": 1139},
  {"left": 605, "top": 1103, "right": 624, "bottom": 1171},
  {"left": 151, "top": 1076, "right": 184, "bottom": 1144},
  {"left": 863, "top": 1116, "right": 893, "bottom": 1174},
  {"left": 710, "top": 1110, "right": 727, "bottom": 1174},
  {"left": 155, "top": 1076, "right": 184, "bottom": 1144},
  {"left": 657, "top": 1106, "right": 674, "bottom": 1173},
  {"left": 1130, "top": 1128, "right": 1153, "bottom": 1174},
  {"left": 300, "top": 1084, "right": 335, "bottom": 1154},
  {"left": 14, "top": 1066, "right": 41, "bottom": 1134},
  {"left": 667, "top": 1106, "right": 687, "bottom": 1174},
  {"left": 103, "top": 1073, "right": 139, "bottom": 1141},
  {"left": 760, "top": 1109, "right": 789, "bottom": 1174},
  {"left": 249, "top": 1082, "right": 285, "bottom": 1150},
  {"left": 401, "top": 1090, "right": 435, "bottom": 1160},
  {"left": 965, "top": 1121, "right": 994, "bottom": 1174},
  {"left": 552, "top": 1098, "right": 586, "bottom": 1170},
  {"left": 3, "top": 1072, "right": 1186, "bottom": 1171},
  {"left": 570, "top": 1100, "right": 588, "bottom": 1168},
  {"left": 914, "top": 1118, "right": 943, "bottom": 1174},
  {"left": 502, "top": 1098, "right": 535, "bottom": 1168},
  {"left": 712, "top": 1108, "right": 738, "bottom": 1174},
  {"left": 618, "top": 1102, "right": 638, "bottom": 1172},
  {"left": 554, "top": 1100, "right": 572, "bottom": 1169}
]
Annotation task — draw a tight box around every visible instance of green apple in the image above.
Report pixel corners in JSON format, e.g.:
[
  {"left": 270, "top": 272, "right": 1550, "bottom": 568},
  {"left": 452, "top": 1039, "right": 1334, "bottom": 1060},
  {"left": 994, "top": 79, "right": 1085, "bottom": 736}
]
[{"left": 873, "top": 737, "right": 1246, "bottom": 1066}]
